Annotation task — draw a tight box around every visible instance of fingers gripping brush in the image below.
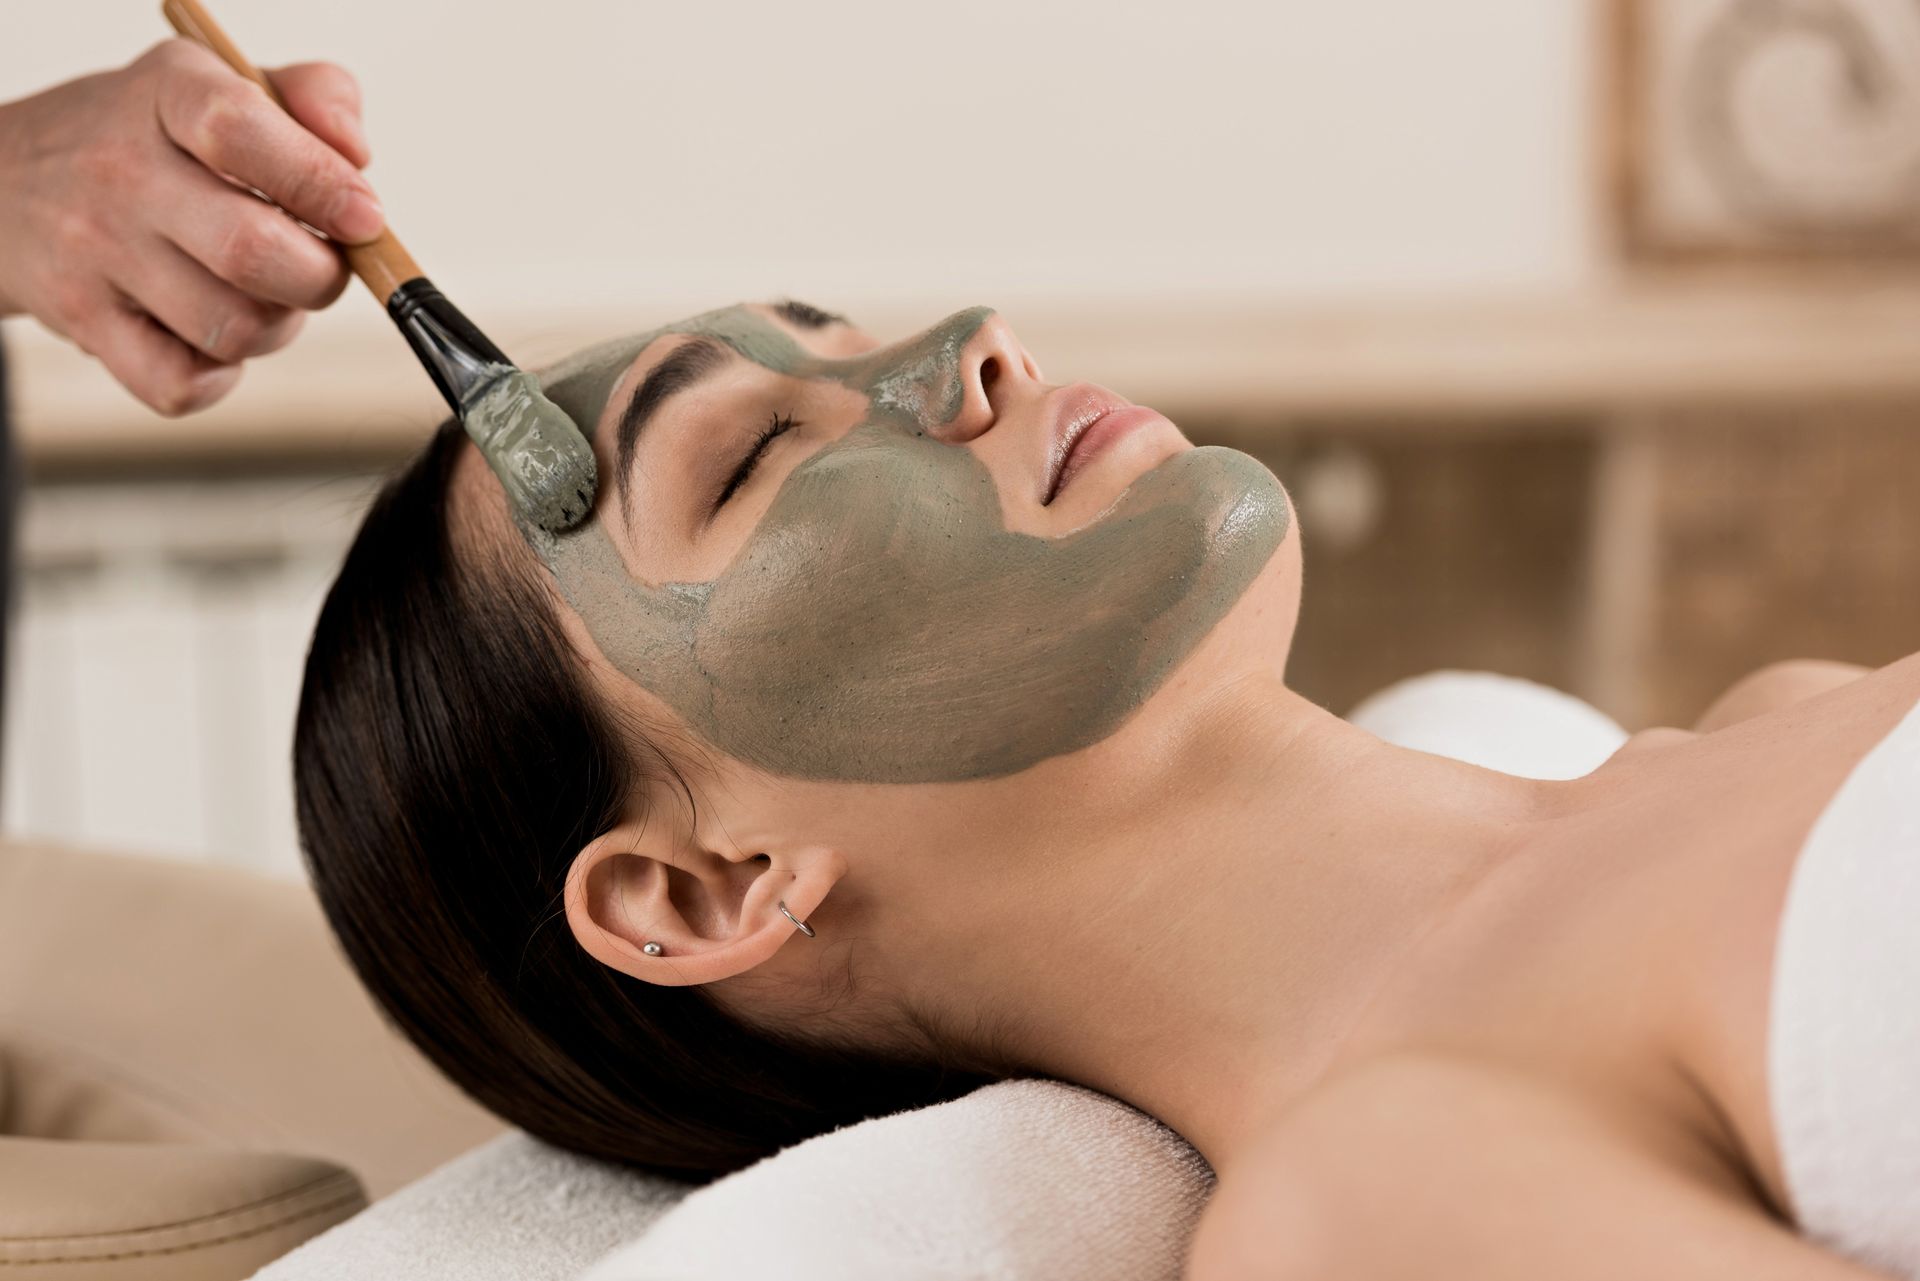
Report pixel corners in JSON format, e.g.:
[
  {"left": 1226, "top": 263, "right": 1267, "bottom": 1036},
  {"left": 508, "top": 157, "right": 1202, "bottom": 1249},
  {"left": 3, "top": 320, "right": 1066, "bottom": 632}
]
[{"left": 161, "top": 0, "right": 598, "bottom": 533}]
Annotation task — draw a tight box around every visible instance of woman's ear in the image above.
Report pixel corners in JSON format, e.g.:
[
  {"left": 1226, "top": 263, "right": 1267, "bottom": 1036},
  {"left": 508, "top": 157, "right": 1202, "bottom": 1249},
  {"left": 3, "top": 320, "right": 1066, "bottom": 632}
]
[{"left": 562, "top": 824, "right": 846, "bottom": 988}]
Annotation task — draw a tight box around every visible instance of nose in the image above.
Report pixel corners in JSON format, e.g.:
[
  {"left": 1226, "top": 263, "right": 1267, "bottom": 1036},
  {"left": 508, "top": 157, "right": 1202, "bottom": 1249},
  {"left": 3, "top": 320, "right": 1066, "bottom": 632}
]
[{"left": 938, "top": 311, "right": 1044, "bottom": 444}]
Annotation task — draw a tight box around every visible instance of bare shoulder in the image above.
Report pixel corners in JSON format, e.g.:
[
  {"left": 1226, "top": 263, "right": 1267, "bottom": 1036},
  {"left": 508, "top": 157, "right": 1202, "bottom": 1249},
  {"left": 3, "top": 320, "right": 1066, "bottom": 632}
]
[
  {"left": 1184, "top": 1053, "right": 1881, "bottom": 1281},
  {"left": 1601, "top": 656, "right": 1889, "bottom": 762},
  {"left": 1693, "top": 658, "right": 1877, "bottom": 733}
]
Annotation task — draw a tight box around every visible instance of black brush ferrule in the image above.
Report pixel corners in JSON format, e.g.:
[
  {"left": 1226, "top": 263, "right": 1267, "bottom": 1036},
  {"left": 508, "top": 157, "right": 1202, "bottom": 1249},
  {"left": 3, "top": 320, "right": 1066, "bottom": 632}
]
[{"left": 385, "top": 278, "right": 512, "bottom": 414}]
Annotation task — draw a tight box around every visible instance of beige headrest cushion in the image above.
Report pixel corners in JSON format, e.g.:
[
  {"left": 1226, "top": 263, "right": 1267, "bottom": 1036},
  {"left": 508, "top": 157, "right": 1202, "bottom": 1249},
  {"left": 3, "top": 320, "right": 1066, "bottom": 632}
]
[{"left": 0, "top": 1135, "right": 364, "bottom": 1281}]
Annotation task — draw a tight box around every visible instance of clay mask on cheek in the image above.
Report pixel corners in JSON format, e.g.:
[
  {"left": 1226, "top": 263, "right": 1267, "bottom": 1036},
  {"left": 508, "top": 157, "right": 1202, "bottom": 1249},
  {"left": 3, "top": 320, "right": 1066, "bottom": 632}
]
[{"left": 524, "top": 305, "right": 1290, "bottom": 784}]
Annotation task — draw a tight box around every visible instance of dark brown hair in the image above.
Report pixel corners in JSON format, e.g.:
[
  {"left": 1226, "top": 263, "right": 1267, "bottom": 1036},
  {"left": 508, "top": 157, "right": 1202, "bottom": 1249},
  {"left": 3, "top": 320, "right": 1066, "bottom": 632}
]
[{"left": 292, "top": 420, "right": 1004, "bottom": 1181}]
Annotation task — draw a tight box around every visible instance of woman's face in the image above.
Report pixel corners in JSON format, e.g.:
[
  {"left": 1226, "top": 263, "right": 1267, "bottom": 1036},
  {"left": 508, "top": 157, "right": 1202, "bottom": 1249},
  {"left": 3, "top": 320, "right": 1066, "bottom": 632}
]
[{"left": 518, "top": 301, "right": 1299, "bottom": 788}]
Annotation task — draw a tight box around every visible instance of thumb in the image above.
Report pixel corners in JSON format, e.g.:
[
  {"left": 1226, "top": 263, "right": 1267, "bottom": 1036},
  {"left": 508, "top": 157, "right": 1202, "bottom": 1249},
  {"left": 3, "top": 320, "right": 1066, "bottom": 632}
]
[{"left": 266, "top": 61, "right": 371, "bottom": 169}]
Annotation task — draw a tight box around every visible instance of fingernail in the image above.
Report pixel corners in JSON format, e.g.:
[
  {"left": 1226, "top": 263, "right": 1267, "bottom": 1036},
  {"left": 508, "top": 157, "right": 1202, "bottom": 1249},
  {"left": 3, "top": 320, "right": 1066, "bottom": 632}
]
[{"left": 334, "top": 188, "right": 384, "bottom": 243}]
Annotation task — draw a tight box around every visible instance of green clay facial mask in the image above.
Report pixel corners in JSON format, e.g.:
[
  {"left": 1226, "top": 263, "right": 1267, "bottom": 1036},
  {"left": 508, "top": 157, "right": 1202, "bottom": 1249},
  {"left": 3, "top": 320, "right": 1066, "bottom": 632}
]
[{"left": 523, "top": 305, "right": 1290, "bottom": 784}]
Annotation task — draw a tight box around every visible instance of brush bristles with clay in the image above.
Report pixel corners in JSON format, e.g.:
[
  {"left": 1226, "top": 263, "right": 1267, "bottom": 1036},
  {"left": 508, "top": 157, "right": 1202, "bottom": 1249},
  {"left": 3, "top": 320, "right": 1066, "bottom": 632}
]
[
  {"left": 459, "top": 368, "right": 599, "bottom": 533},
  {"left": 385, "top": 280, "right": 598, "bottom": 532},
  {"left": 160, "top": 0, "right": 599, "bottom": 535}
]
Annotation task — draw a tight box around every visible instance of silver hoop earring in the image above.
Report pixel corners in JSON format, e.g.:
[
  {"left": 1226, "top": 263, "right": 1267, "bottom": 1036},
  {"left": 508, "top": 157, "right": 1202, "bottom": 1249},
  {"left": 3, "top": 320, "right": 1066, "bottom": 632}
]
[{"left": 778, "top": 899, "right": 817, "bottom": 938}]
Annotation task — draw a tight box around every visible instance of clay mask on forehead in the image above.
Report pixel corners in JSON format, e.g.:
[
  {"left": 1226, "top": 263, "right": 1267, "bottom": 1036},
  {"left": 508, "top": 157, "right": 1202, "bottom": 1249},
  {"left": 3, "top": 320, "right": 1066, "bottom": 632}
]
[{"left": 523, "top": 305, "right": 1290, "bottom": 784}]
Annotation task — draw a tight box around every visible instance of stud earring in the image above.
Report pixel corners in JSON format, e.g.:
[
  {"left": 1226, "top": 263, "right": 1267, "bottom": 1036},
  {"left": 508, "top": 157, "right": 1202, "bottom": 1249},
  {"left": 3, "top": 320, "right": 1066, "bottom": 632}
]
[{"left": 642, "top": 941, "right": 663, "bottom": 956}]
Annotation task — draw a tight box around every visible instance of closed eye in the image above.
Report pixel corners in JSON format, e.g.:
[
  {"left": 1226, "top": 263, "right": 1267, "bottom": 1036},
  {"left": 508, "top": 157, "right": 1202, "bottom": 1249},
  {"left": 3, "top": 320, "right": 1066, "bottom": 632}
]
[{"left": 714, "top": 412, "right": 797, "bottom": 509}]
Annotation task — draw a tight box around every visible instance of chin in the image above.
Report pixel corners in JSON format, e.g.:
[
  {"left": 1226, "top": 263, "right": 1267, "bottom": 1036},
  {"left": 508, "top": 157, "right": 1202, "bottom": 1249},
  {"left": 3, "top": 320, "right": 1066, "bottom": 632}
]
[{"left": 1215, "top": 503, "right": 1302, "bottom": 684}]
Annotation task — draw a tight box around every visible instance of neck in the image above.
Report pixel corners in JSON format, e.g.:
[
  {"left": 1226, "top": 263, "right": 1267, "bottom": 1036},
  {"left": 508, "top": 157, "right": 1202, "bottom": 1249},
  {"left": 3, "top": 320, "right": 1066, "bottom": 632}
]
[{"left": 877, "top": 670, "right": 1572, "bottom": 1177}]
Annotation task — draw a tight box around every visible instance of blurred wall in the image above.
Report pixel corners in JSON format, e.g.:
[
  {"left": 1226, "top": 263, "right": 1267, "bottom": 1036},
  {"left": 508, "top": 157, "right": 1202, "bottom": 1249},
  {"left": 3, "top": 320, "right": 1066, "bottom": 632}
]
[{"left": 1, "top": 0, "right": 1597, "bottom": 322}]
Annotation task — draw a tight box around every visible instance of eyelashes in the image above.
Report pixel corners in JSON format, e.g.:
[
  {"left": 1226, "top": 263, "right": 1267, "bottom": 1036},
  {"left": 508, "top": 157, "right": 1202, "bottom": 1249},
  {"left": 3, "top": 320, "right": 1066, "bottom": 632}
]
[
  {"left": 772, "top": 300, "right": 844, "bottom": 330},
  {"left": 715, "top": 411, "right": 797, "bottom": 508}
]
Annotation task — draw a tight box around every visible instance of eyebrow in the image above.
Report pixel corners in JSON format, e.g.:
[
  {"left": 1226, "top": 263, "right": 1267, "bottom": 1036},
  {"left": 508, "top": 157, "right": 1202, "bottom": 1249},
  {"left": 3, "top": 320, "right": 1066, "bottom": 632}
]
[{"left": 613, "top": 336, "right": 733, "bottom": 521}]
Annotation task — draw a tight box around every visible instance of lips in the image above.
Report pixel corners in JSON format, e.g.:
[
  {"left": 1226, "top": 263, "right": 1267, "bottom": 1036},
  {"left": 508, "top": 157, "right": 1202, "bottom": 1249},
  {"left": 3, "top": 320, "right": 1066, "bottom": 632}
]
[{"left": 1043, "top": 384, "right": 1131, "bottom": 505}]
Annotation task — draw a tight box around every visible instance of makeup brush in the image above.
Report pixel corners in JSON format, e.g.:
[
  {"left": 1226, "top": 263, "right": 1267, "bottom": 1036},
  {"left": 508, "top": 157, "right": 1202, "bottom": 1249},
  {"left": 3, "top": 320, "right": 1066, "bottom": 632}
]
[{"left": 160, "top": 0, "right": 598, "bottom": 533}]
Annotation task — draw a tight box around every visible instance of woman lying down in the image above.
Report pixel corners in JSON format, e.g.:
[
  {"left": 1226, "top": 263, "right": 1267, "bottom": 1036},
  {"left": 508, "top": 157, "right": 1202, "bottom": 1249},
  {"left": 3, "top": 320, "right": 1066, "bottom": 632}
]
[{"left": 293, "top": 299, "right": 1920, "bottom": 1280}]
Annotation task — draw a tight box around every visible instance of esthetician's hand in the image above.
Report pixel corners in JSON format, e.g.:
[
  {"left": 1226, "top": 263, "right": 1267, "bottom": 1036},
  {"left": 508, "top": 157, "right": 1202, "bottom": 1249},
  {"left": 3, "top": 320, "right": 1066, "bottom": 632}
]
[{"left": 0, "top": 38, "right": 382, "bottom": 415}]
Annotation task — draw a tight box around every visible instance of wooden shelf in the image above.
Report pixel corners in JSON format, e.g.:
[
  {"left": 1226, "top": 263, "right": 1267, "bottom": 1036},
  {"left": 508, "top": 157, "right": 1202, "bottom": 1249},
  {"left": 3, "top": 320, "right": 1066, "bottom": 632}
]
[{"left": 12, "top": 280, "right": 1920, "bottom": 471}]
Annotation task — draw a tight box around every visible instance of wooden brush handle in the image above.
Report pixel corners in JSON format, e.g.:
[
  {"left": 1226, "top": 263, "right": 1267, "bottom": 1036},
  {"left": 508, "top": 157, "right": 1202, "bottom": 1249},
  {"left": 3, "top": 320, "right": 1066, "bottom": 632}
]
[{"left": 161, "top": 0, "right": 423, "bottom": 304}]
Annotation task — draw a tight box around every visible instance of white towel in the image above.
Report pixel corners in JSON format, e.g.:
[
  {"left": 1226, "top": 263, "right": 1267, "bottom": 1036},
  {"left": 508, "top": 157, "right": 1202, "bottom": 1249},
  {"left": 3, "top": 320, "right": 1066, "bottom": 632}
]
[
  {"left": 1769, "top": 692, "right": 1920, "bottom": 1279},
  {"left": 1345, "top": 669, "right": 1627, "bottom": 780},
  {"left": 577, "top": 1080, "right": 1215, "bottom": 1281},
  {"left": 251, "top": 1131, "right": 686, "bottom": 1281}
]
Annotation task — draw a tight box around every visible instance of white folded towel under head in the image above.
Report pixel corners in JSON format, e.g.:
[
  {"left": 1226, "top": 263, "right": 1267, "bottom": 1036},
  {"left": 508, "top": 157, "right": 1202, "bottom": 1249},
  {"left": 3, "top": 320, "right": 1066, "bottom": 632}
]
[{"left": 581, "top": 1080, "right": 1215, "bottom": 1281}]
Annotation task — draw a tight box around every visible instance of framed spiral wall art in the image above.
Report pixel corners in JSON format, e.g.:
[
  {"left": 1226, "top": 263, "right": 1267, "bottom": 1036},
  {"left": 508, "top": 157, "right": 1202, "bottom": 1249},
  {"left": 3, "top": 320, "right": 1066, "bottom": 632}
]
[{"left": 1609, "top": 0, "right": 1920, "bottom": 260}]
